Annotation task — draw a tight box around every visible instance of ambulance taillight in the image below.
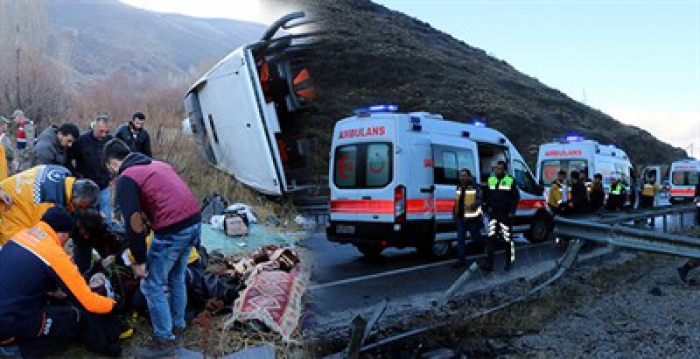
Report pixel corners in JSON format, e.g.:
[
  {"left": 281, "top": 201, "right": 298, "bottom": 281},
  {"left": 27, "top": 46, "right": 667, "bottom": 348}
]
[{"left": 395, "top": 185, "right": 406, "bottom": 223}]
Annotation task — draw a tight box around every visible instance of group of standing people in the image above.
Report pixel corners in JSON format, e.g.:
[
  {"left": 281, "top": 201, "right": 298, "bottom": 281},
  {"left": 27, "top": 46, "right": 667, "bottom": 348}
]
[
  {"left": 547, "top": 170, "right": 637, "bottom": 215},
  {"left": 0, "top": 110, "right": 201, "bottom": 358}
]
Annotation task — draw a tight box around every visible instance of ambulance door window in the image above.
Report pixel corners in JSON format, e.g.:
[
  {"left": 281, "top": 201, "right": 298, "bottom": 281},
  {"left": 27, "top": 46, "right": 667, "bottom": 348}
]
[
  {"left": 366, "top": 143, "right": 391, "bottom": 187},
  {"left": 513, "top": 160, "right": 538, "bottom": 194},
  {"left": 334, "top": 145, "right": 358, "bottom": 188},
  {"left": 433, "top": 146, "right": 477, "bottom": 185}
]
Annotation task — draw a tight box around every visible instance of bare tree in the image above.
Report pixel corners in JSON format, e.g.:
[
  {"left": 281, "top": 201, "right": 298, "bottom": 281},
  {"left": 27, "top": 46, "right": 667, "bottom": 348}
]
[{"left": 0, "top": 0, "right": 73, "bottom": 127}]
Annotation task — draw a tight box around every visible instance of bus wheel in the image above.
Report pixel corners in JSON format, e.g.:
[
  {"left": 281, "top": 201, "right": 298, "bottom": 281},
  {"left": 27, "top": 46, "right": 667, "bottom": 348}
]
[
  {"left": 356, "top": 244, "right": 384, "bottom": 258},
  {"left": 526, "top": 214, "right": 551, "bottom": 243}
]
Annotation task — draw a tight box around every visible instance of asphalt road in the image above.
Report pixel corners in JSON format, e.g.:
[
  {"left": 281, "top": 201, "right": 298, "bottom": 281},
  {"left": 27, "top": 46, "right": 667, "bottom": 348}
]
[{"left": 305, "top": 200, "right": 696, "bottom": 317}]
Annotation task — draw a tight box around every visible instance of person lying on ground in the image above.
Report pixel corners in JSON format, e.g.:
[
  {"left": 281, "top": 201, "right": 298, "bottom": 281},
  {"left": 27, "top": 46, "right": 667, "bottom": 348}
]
[
  {"left": 0, "top": 165, "right": 99, "bottom": 245},
  {"left": 0, "top": 207, "right": 115, "bottom": 358},
  {"left": 103, "top": 138, "right": 201, "bottom": 351}
]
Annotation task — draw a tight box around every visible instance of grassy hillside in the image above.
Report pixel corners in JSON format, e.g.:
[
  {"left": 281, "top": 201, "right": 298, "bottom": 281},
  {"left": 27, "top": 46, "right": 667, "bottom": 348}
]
[
  {"left": 45, "top": 0, "right": 265, "bottom": 87},
  {"left": 298, "top": 0, "right": 686, "bottom": 168}
]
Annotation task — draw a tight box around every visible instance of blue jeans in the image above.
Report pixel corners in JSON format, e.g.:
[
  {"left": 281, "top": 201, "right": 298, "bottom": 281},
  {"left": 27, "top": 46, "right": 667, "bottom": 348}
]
[
  {"left": 455, "top": 217, "right": 484, "bottom": 264},
  {"left": 140, "top": 223, "right": 200, "bottom": 340},
  {"left": 99, "top": 188, "right": 124, "bottom": 233}
]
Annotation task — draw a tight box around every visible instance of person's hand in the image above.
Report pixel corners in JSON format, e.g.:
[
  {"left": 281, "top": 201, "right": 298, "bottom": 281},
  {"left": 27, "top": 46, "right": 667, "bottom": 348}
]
[
  {"left": 48, "top": 288, "right": 67, "bottom": 300},
  {"left": 101, "top": 255, "right": 116, "bottom": 268},
  {"left": 133, "top": 263, "right": 148, "bottom": 279},
  {"left": 0, "top": 191, "right": 12, "bottom": 209}
]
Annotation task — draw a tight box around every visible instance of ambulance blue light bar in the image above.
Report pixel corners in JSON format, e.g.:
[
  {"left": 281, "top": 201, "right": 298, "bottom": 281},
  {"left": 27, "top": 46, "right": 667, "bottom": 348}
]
[
  {"left": 353, "top": 104, "right": 398, "bottom": 114},
  {"left": 473, "top": 120, "right": 486, "bottom": 127},
  {"left": 565, "top": 134, "right": 584, "bottom": 142}
]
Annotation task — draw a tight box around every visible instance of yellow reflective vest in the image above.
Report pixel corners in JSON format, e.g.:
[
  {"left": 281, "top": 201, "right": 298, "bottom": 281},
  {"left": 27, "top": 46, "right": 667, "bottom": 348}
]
[
  {"left": 0, "top": 166, "right": 75, "bottom": 245},
  {"left": 454, "top": 185, "right": 482, "bottom": 219}
]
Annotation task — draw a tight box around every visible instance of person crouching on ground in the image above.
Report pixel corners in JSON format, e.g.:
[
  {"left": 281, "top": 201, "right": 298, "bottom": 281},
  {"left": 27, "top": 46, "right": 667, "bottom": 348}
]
[
  {"left": 102, "top": 139, "right": 201, "bottom": 351},
  {"left": 0, "top": 206, "right": 115, "bottom": 358},
  {"left": 452, "top": 168, "right": 484, "bottom": 269}
]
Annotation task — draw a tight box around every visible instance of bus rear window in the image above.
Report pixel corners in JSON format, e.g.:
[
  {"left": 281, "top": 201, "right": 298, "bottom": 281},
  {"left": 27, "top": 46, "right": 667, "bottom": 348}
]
[
  {"left": 541, "top": 159, "right": 588, "bottom": 185},
  {"left": 334, "top": 143, "right": 392, "bottom": 188},
  {"left": 672, "top": 171, "right": 700, "bottom": 186}
]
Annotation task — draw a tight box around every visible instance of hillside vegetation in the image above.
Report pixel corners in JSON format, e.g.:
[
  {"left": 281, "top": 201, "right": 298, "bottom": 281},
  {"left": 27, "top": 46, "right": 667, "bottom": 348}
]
[{"left": 299, "top": 0, "right": 686, "bottom": 168}]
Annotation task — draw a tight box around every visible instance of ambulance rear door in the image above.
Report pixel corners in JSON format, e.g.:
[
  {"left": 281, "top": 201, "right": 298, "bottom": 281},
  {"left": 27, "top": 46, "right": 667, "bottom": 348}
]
[{"left": 430, "top": 136, "right": 479, "bottom": 241}]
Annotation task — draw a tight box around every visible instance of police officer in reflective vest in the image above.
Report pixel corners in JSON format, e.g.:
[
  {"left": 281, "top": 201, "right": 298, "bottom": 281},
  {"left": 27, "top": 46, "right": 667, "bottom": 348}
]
[
  {"left": 606, "top": 178, "right": 627, "bottom": 211},
  {"left": 452, "top": 168, "right": 484, "bottom": 268},
  {"left": 481, "top": 161, "right": 520, "bottom": 272}
]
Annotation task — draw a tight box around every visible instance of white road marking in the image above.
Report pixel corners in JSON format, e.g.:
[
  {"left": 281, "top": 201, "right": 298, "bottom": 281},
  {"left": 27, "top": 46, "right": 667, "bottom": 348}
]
[{"left": 310, "top": 241, "right": 550, "bottom": 291}]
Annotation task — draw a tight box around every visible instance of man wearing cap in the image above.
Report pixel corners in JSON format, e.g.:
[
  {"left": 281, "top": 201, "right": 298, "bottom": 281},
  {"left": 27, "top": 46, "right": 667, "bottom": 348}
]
[
  {"left": 0, "top": 116, "right": 13, "bottom": 178},
  {"left": 0, "top": 165, "right": 100, "bottom": 245},
  {"left": 11, "top": 109, "right": 36, "bottom": 172},
  {"left": 116, "top": 112, "right": 152, "bottom": 157},
  {"left": 0, "top": 206, "right": 115, "bottom": 358}
]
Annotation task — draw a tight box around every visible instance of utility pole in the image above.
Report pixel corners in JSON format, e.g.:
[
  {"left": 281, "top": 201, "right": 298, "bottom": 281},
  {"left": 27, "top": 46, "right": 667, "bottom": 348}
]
[{"left": 15, "top": 22, "right": 21, "bottom": 109}]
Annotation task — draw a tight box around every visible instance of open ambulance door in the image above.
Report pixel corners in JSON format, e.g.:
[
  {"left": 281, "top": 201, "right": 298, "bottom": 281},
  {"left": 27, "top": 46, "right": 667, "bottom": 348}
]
[{"left": 430, "top": 137, "right": 480, "bottom": 244}]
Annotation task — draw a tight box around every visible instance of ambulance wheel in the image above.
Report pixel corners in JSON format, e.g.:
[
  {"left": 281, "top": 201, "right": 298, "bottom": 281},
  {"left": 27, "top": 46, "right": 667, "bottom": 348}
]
[
  {"left": 417, "top": 240, "right": 450, "bottom": 259},
  {"left": 356, "top": 244, "right": 384, "bottom": 258},
  {"left": 525, "top": 214, "right": 551, "bottom": 243}
]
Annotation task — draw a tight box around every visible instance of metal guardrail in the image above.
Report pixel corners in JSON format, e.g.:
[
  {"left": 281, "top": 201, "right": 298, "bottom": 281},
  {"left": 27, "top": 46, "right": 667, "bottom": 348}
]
[{"left": 555, "top": 205, "right": 699, "bottom": 258}]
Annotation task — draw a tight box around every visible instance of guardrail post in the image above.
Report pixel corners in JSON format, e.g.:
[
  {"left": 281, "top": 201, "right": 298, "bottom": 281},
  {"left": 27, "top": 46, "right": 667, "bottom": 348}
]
[{"left": 663, "top": 215, "right": 668, "bottom": 233}]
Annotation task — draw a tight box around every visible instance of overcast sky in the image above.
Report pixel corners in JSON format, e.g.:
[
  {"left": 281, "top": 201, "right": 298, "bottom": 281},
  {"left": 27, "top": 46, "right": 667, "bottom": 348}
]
[{"left": 121, "top": 0, "right": 700, "bottom": 157}]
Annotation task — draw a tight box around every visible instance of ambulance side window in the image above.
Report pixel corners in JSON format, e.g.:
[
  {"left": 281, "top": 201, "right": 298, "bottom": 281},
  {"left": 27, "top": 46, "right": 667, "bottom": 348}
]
[
  {"left": 513, "top": 160, "right": 538, "bottom": 194},
  {"left": 433, "top": 146, "right": 476, "bottom": 185}
]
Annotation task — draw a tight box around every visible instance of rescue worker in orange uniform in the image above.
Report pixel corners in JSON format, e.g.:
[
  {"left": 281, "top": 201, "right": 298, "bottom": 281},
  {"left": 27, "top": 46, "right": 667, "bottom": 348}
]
[
  {"left": 0, "top": 165, "right": 99, "bottom": 245},
  {"left": 0, "top": 207, "right": 115, "bottom": 358},
  {"left": 452, "top": 168, "right": 484, "bottom": 268}
]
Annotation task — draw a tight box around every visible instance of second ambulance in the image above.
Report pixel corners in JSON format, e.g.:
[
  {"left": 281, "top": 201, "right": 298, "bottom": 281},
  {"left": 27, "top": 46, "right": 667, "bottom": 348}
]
[
  {"left": 669, "top": 158, "right": 700, "bottom": 204},
  {"left": 326, "top": 107, "right": 552, "bottom": 257},
  {"left": 536, "top": 136, "right": 635, "bottom": 204}
]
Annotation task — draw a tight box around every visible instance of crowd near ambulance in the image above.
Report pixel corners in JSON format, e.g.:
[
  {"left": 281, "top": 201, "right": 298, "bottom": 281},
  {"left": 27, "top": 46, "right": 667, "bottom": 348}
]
[
  {"left": 326, "top": 106, "right": 700, "bottom": 272},
  {"left": 0, "top": 110, "right": 204, "bottom": 357}
]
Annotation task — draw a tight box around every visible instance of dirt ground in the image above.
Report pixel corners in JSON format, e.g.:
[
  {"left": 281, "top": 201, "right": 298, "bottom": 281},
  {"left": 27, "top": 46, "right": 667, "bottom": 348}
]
[{"left": 367, "top": 247, "right": 700, "bottom": 358}]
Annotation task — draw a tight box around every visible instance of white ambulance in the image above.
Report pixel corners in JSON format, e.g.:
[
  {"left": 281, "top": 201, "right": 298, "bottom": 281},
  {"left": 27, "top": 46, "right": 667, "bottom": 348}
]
[
  {"left": 535, "top": 137, "right": 636, "bottom": 204},
  {"left": 326, "top": 107, "right": 552, "bottom": 257},
  {"left": 668, "top": 159, "right": 700, "bottom": 204}
]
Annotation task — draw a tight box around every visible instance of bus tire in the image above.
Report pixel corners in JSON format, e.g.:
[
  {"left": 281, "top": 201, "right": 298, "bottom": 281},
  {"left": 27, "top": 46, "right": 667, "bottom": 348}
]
[
  {"left": 525, "top": 213, "right": 551, "bottom": 243},
  {"left": 356, "top": 244, "right": 384, "bottom": 258}
]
